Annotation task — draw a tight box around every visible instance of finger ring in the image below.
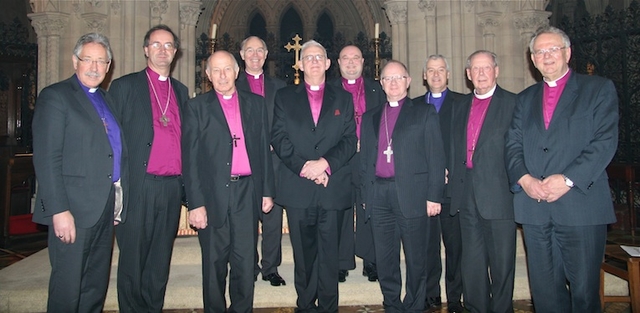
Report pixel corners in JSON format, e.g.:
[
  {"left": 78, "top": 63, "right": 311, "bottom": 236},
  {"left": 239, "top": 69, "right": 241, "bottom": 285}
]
[{"left": 58, "top": 235, "right": 63, "bottom": 238}]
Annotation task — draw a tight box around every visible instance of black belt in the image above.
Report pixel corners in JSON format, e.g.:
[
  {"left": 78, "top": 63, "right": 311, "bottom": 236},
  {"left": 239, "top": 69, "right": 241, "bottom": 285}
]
[
  {"left": 375, "top": 176, "right": 395, "bottom": 182},
  {"left": 145, "top": 173, "right": 181, "bottom": 180},
  {"left": 230, "top": 175, "right": 250, "bottom": 182}
]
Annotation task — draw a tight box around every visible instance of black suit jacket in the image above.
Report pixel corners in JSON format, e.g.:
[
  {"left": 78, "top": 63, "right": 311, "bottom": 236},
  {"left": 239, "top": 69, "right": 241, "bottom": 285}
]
[
  {"left": 328, "top": 77, "right": 386, "bottom": 202},
  {"left": 271, "top": 83, "right": 357, "bottom": 209},
  {"left": 108, "top": 70, "right": 189, "bottom": 207},
  {"left": 414, "top": 89, "right": 464, "bottom": 208},
  {"left": 182, "top": 90, "right": 274, "bottom": 228},
  {"left": 360, "top": 97, "right": 446, "bottom": 218},
  {"left": 236, "top": 72, "right": 287, "bottom": 128},
  {"left": 505, "top": 72, "right": 618, "bottom": 226},
  {"left": 33, "top": 75, "right": 129, "bottom": 227},
  {"left": 449, "top": 86, "right": 516, "bottom": 219}
]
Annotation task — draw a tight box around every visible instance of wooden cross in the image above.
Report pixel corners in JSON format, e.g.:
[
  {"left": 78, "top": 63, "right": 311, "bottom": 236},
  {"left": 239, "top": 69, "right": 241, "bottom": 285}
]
[{"left": 284, "top": 34, "right": 302, "bottom": 85}]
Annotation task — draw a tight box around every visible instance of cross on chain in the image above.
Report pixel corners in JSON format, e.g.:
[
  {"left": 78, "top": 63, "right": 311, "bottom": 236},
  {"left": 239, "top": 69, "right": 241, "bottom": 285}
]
[
  {"left": 160, "top": 115, "right": 169, "bottom": 127},
  {"left": 232, "top": 134, "right": 241, "bottom": 147},
  {"left": 383, "top": 145, "right": 393, "bottom": 163}
]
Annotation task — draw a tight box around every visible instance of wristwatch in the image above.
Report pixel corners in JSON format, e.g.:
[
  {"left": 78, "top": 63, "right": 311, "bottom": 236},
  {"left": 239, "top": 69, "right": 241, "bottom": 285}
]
[{"left": 562, "top": 175, "right": 574, "bottom": 188}]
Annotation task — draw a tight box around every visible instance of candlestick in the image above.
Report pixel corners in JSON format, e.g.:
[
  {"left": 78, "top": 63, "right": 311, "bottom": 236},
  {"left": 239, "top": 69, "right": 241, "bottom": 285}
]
[
  {"left": 374, "top": 23, "right": 379, "bottom": 39},
  {"left": 211, "top": 23, "right": 217, "bottom": 39}
]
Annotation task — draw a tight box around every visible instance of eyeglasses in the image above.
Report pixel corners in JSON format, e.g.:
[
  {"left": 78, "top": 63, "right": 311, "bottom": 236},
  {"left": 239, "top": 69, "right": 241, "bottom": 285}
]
[
  {"left": 381, "top": 75, "right": 407, "bottom": 82},
  {"left": 149, "top": 42, "right": 175, "bottom": 50},
  {"left": 76, "top": 56, "right": 110, "bottom": 67},
  {"left": 532, "top": 46, "right": 566, "bottom": 58},
  {"left": 301, "top": 54, "right": 326, "bottom": 62},
  {"left": 243, "top": 48, "right": 266, "bottom": 55}
]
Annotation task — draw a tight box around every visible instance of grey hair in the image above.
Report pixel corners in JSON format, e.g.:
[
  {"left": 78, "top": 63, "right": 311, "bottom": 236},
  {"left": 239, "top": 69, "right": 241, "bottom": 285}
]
[
  {"left": 424, "top": 54, "right": 450, "bottom": 72},
  {"left": 529, "top": 26, "right": 571, "bottom": 53},
  {"left": 73, "top": 33, "right": 113, "bottom": 61},
  {"left": 381, "top": 59, "right": 409, "bottom": 77},
  {"left": 466, "top": 50, "right": 498, "bottom": 69},
  {"left": 300, "top": 40, "right": 327, "bottom": 60},
  {"left": 240, "top": 36, "right": 267, "bottom": 52}
]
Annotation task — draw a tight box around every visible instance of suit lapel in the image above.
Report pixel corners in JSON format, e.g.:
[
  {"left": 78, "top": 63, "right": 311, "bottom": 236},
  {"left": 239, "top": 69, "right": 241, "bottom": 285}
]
[
  {"left": 136, "top": 71, "right": 154, "bottom": 121},
  {"left": 547, "top": 73, "right": 578, "bottom": 130},
  {"left": 71, "top": 79, "right": 105, "bottom": 128}
]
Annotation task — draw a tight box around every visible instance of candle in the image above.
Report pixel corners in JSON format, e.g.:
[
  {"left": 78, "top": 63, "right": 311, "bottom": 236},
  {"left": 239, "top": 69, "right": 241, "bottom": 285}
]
[
  {"left": 211, "top": 24, "right": 217, "bottom": 39},
  {"left": 374, "top": 23, "right": 379, "bottom": 39}
]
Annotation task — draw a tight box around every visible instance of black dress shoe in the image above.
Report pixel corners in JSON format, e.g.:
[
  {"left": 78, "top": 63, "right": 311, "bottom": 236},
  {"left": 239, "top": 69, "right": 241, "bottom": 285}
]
[
  {"left": 362, "top": 263, "right": 378, "bottom": 282},
  {"left": 338, "top": 269, "right": 348, "bottom": 282},
  {"left": 424, "top": 296, "right": 442, "bottom": 311},
  {"left": 447, "top": 301, "right": 464, "bottom": 313},
  {"left": 262, "top": 272, "right": 286, "bottom": 286}
]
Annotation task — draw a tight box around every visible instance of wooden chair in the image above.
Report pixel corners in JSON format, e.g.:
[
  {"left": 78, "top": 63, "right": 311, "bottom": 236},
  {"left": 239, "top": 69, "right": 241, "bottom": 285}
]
[
  {"left": 607, "top": 163, "right": 637, "bottom": 235},
  {"left": 600, "top": 244, "right": 640, "bottom": 312}
]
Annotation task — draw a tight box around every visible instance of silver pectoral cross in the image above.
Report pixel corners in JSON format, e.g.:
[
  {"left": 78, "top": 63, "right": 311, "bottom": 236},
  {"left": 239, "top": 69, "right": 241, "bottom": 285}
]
[
  {"left": 160, "top": 114, "right": 170, "bottom": 127},
  {"left": 232, "top": 134, "right": 241, "bottom": 147},
  {"left": 383, "top": 145, "right": 393, "bottom": 163}
]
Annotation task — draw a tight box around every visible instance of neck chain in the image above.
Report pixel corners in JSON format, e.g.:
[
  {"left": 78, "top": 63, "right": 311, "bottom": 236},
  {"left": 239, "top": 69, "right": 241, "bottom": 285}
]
[
  {"left": 146, "top": 71, "right": 172, "bottom": 127},
  {"left": 383, "top": 104, "right": 394, "bottom": 163},
  {"left": 469, "top": 100, "right": 490, "bottom": 154},
  {"left": 342, "top": 79, "right": 364, "bottom": 125}
]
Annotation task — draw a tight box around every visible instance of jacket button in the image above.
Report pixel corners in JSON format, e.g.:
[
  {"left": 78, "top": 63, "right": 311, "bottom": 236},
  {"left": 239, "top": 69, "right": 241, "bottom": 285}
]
[
  {"left": 108, "top": 154, "right": 113, "bottom": 158},
  {"left": 143, "top": 161, "right": 148, "bottom": 166},
  {"left": 147, "top": 142, "right": 152, "bottom": 147},
  {"left": 312, "top": 127, "right": 316, "bottom": 132},
  {"left": 108, "top": 174, "right": 112, "bottom": 179},
  {"left": 543, "top": 148, "right": 549, "bottom": 152},
  {"left": 315, "top": 146, "right": 319, "bottom": 150}
]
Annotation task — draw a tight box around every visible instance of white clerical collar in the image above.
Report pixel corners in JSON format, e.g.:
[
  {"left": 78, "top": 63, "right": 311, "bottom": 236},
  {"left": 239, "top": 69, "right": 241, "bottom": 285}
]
[
  {"left": 223, "top": 95, "right": 233, "bottom": 100},
  {"left": 347, "top": 79, "right": 356, "bottom": 84},
  {"left": 88, "top": 88, "right": 98, "bottom": 93},
  {"left": 246, "top": 70, "right": 263, "bottom": 79},
  {"left": 474, "top": 85, "right": 497, "bottom": 99},
  {"left": 389, "top": 101, "right": 399, "bottom": 107},
  {"left": 431, "top": 92, "right": 443, "bottom": 98},
  {"left": 158, "top": 75, "right": 168, "bottom": 81},
  {"left": 309, "top": 85, "right": 320, "bottom": 91},
  {"left": 543, "top": 69, "right": 570, "bottom": 87}
]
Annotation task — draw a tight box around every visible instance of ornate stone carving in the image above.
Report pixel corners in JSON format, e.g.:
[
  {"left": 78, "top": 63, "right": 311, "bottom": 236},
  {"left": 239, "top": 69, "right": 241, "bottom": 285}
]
[
  {"left": 150, "top": 0, "right": 168, "bottom": 23},
  {"left": 477, "top": 11, "right": 503, "bottom": 33},
  {"left": 81, "top": 12, "right": 107, "bottom": 33},
  {"left": 418, "top": 0, "right": 436, "bottom": 13},
  {"left": 384, "top": 1, "right": 407, "bottom": 25},
  {"left": 180, "top": 2, "right": 202, "bottom": 28},
  {"left": 110, "top": 0, "right": 121, "bottom": 15},
  {"left": 28, "top": 12, "right": 70, "bottom": 37},
  {"left": 29, "top": 0, "right": 59, "bottom": 13},
  {"left": 513, "top": 10, "right": 551, "bottom": 35}
]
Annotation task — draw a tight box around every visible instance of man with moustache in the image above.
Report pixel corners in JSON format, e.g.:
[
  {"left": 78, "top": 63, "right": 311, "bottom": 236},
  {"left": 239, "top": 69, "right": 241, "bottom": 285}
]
[
  {"left": 414, "top": 55, "right": 464, "bottom": 313},
  {"left": 109, "top": 25, "right": 189, "bottom": 312},
  {"left": 183, "top": 50, "right": 274, "bottom": 313},
  {"left": 329, "top": 45, "right": 385, "bottom": 283},
  {"left": 506, "top": 26, "right": 618, "bottom": 312},
  {"left": 271, "top": 40, "right": 356, "bottom": 312},
  {"left": 360, "top": 60, "right": 445, "bottom": 313},
  {"left": 236, "top": 35, "right": 287, "bottom": 286},
  {"left": 448, "top": 50, "right": 517, "bottom": 313},
  {"left": 32, "top": 33, "right": 127, "bottom": 312}
]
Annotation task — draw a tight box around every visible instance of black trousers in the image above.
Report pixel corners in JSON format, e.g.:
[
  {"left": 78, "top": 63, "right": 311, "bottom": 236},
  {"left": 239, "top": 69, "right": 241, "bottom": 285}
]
[
  {"left": 425, "top": 203, "right": 463, "bottom": 302},
  {"left": 115, "top": 174, "right": 182, "bottom": 313},
  {"left": 47, "top": 185, "right": 115, "bottom": 313}
]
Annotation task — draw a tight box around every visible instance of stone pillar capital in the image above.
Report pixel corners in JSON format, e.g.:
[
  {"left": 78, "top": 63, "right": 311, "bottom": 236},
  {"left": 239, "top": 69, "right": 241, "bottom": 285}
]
[
  {"left": 28, "top": 12, "right": 70, "bottom": 37},
  {"left": 180, "top": 1, "right": 202, "bottom": 28},
  {"left": 418, "top": 0, "right": 436, "bottom": 16},
  {"left": 477, "top": 11, "right": 503, "bottom": 35},
  {"left": 513, "top": 10, "right": 551, "bottom": 36},
  {"left": 384, "top": 1, "right": 407, "bottom": 25},
  {"left": 81, "top": 12, "right": 107, "bottom": 33},
  {"left": 150, "top": 0, "right": 168, "bottom": 23}
]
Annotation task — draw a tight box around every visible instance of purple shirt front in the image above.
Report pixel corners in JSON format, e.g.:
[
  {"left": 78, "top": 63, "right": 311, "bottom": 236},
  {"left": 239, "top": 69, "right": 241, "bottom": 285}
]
[
  {"left": 78, "top": 77, "right": 122, "bottom": 182},
  {"left": 426, "top": 89, "right": 448, "bottom": 113},
  {"left": 543, "top": 69, "right": 571, "bottom": 129},
  {"left": 466, "top": 95, "right": 491, "bottom": 169},
  {"left": 245, "top": 71, "right": 265, "bottom": 97},
  {"left": 306, "top": 82, "right": 325, "bottom": 126},
  {"left": 218, "top": 91, "right": 252, "bottom": 176},
  {"left": 341, "top": 77, "right": 366, "bottom": 139},
  {"left": 146, "top": 67, "right": 182, "bottom": 176},
  {"left": 375, "top": 98, "right": 405, "bottom": 178}
]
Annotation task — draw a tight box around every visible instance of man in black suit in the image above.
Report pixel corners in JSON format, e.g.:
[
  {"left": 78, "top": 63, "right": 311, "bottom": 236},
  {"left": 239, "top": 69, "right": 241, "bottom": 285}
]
[
  {"left": 506, "top": 26, "right": 618, "bottom": 312},
  {"left": 414, "top": 55, "right": 464, "bottom": 313},
  {"left": 329, "top": 45, "right": 385, "bottom": 283},
  {"left": 32, "top": 33, "right": 127, "bottom": 313},
  {"left": 360, "top": 60, "right": 445, "bottom": 313},
  {"left": 109, "top": 25, "right": 189, "bottom": 313},
  {"left": 271, "top": 40, "right": 356, "bottom": 312},
  {"left": 183, "top": 50, "right": 274, "bottom": 313},
  {"left": 448, "top": 50, "right": 516, "bottom": 313},
  {"left": 236, "top": 35, "right": 287, "bottom": 287}
]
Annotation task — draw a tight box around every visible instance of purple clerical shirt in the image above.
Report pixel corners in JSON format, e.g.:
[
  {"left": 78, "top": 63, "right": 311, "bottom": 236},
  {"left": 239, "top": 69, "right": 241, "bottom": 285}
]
[
  {"left": 375, "top": 98, "right": 405, "bottom": 178},
  {"left": 218, "top": 91, "right": 252, "bottom": 176},
  {"left": 466, "top": 91, "right": 492, "bottom": 169},
  {"left": 146, "top": 67, "right": 182, "bottom": 176},
  {"left": 78, "top": 76, "right": 122, "bottom": 182},
  {"left": 543, "top": 69, "right": 571, "bottom": 129},
  {"left": 425, "top": 89, "right": 448, "bottom": 113},
  {"left": 341, "top": 77, "right": 366, "bottom": 139},
  {"left": 245, "top": 71, "right": 265, "bottom": 97}
]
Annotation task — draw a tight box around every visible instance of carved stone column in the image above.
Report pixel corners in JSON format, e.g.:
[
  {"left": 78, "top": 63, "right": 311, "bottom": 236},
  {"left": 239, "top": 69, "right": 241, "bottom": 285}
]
[
  {"left": 150, "top": 0, "right": 168, "bottom": 25},
  {"left": 513, "top": 9, "right": 551, "bottom": 88},
  {"left": 28, "top": 12, "right": 70, "bottom": 93},
  {"left": 477, "top": 11, "right": 503, "bottom": 52},
  {"left": 384, "top": 0, "right": 408, "bottom": 65},
  {"left": 418, "top": 0, "right": 436, "bottom": 58},
  {"left": 179, "top": 1, "right": 201, "bottom": 95}
]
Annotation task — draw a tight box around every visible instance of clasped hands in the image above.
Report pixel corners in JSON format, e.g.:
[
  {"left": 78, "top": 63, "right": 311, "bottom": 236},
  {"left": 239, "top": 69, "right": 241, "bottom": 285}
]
[
  {"left": 519, "top": 173, "right": 571, "bottom": 203},
  {"left": 300, "top": 158, "right": 330, "bottom": 187}
]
